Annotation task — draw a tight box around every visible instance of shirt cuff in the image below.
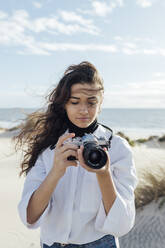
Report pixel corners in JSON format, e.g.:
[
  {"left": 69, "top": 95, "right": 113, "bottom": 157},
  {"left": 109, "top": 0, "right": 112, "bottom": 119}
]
[
  {"left": 95, "top": 192, "right": 133, "bottom": 237},
  {"left": 18, "top": 189, "right": 51, "bottom": 229}
]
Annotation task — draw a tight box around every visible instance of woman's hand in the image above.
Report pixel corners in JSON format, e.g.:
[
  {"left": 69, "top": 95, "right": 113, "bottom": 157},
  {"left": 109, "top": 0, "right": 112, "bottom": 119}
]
[
  {"left": 77, "top": 146, "right": 110, "bottom": 176},
  {"left": 51, "top": 133, "right": 78, "bottom": 179}
]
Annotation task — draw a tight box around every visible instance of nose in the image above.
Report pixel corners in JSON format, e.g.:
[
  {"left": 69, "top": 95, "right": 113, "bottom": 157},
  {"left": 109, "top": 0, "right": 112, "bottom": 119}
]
[{"left": 79, "top": 104, "right": 88, "bottom": 114}]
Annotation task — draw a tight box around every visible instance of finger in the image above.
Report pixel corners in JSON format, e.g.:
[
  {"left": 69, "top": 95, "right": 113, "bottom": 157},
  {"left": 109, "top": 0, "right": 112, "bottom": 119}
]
[
  {"left": 103, "top": 147, "right": 109, "bottom": 157},
  {"left": 66, "top": 160, "right": 78, "bottom": 167},
  {"left": 56, "top": 133, "right": 75, "bottom": 148},
  {"left": 77, "top": 146, "right": 86, "bottom": 167},
  {"left": 60, "top": 143, "right": 78, "bottom": 153},
  {"left": 63, "top": 150, "right": 78, "bottom": 160},
  {"left": 103, "top": 147, "right": 110, "bottom": 164}
]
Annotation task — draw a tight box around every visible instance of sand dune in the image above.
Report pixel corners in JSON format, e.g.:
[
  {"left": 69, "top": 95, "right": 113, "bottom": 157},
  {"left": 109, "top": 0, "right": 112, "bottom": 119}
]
[{"left": 119, "top": 197, "right": 165, "bottom": 248}]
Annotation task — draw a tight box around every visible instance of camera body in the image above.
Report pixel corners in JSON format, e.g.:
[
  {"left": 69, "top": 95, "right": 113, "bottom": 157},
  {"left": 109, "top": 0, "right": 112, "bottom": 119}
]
[{"left": 66, "top": 133, "right": 110, "bottom": 169}]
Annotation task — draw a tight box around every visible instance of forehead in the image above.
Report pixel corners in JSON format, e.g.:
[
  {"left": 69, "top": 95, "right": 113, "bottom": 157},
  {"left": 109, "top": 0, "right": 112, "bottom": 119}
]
[{"left": 71, "top": 83, "right": 102, "bottom": 97}]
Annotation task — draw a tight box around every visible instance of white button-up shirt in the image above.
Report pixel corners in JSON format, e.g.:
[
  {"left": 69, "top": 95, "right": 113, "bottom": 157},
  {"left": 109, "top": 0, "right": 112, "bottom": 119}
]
[{"left": 18, "top": 125, "right": 138, "bottom": 247}]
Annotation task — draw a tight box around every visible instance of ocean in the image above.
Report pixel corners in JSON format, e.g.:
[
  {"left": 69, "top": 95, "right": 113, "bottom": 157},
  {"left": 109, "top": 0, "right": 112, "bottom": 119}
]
[{"left": 0, "top": 108, "right": 165, "bottom": 139}]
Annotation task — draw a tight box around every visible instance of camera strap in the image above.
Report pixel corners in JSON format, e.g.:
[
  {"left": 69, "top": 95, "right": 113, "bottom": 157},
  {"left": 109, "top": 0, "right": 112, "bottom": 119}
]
[{"left": 98, "top": 123, "right": 113, "bottom": 148}]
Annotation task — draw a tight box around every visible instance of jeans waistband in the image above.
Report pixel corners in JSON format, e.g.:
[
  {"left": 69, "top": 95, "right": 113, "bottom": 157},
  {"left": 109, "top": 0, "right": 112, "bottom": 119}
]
[{"left": 42, "top": 234, "right": 117, "bottom": 248}]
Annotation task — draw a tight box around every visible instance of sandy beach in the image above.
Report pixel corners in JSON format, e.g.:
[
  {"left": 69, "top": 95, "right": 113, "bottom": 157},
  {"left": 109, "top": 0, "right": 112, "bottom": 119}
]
[
  {"left": 1, "top": 130, "right": 165, "bottom": 248},
  {"left": 0, "top": 131, "right": 40, "bottom": 248}
]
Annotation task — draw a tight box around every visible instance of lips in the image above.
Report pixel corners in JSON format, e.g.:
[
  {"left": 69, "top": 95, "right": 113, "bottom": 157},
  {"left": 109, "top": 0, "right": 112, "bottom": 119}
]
[
  {"left": 77, "top": 118, "right": 90, "bottom": 122},
  {"left": 77, "top": 118, "right": 89, "bottom": 120}
]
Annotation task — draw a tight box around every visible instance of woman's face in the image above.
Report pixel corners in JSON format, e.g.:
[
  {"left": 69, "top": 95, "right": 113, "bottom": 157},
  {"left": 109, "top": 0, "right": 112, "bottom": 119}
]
[{"left": 65, "top": 83, "right": 103, "bottom": 128}]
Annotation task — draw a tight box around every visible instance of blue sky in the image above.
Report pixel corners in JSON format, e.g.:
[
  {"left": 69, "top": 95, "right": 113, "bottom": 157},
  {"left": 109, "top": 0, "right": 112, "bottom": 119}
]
[{"left": 0, "top": 0, "right": 165, "bottom": 108}]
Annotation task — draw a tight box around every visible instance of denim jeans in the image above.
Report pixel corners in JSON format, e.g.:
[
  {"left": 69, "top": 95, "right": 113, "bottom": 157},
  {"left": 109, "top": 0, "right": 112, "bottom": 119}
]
[{"left": 42, "top": 234, "right": 117, "bottom": 248}]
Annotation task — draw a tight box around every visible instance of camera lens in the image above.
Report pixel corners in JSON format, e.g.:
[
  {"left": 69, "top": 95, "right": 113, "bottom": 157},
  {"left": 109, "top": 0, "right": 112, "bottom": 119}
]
[
  {"left": 89, "top": 150, "right": 102, "bottom": 164},
  {"left": 83, "top": 142, "right": 107, "bottom": 169}
]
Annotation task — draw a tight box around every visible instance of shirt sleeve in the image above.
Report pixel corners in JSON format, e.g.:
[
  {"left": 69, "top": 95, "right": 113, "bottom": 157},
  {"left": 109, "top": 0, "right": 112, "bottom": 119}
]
[
  {"left": 18, "top": 151, "right": 52, "bottom": 229},
  {"left": 95, "top": 136, "right": 138, "bottom": 237}
]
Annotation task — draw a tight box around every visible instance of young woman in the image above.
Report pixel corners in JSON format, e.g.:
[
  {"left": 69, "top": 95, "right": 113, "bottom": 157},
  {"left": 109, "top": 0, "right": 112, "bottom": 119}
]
[{"left": 17, "top": 61, "right": 138, "bottom": 248}]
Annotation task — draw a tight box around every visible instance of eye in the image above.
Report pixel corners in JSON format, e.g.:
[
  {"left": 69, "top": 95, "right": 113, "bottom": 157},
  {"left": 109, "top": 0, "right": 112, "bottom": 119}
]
[
  {"left": 88, "top": 102, "right": 97, "bottom": 106},
  {"left": 71, "top": 102, "right": 79, "bottom": 105}
]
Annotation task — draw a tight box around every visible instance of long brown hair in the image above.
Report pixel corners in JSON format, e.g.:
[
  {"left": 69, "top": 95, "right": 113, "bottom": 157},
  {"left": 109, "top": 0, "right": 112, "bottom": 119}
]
[{"left": 14, "top": 61, "right": 104, "bottom": 176}]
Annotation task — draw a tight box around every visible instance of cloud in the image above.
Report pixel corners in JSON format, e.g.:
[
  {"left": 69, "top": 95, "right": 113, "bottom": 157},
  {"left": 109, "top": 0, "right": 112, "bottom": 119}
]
[
  {"left": 123, "top": 47, "right": 165, "bottom": 56},
  {"left": 0, "top": 10, "right": 8, "bottom": 19},
  {"left": 0, "top": 8, "right": 99, "bottom": 36},
  {"left": 114, "top": 36, "right": 165, "bottom": 56},
  {"left": 123, "top": 42, "right": 137, "bottom": 49},
  {"left": 19, "top": 42, "right": 118, "bottom": 55},
  {"left": 32, "top": 1, "right": 43, "bottom": 8},
  {"left": 103, "top": 79, "right": 165, "bottom": 108},
  {"left": 91, "top": 1, "right": 115, "bottom": 17},
  {"left": 114, "top": 36, "right": 123, "bottom": 41},
  {"left": 116, "top": 0, "right": 124, "bottom": 6},
  {"left": 38, "top": 42, "right": 118, "bottom": 52},
  {"left": 0, "top": 9, "right": 101, "bottom": 54},
  {"left": 78, "top": 0, "right": 124, "bottom": 17},
  {"left": 0, "top": 10, "right": 165, "bottom": 56},
  {"left": 59, "top": 10, "right": 92, "bottom": 25},
  {"left": 92, "top": 0, "right": 124, "bottom": 17},
  {"left": 59, "top": 10, "right": 98, "bottom": 34},
  {"left": 32, "top": 17, "right": 99, "bottom": 35},
  {"left": 0, "top": 9, "right": 118, "bottom": 55},
  {"left": 136, "top": 0, "right": 154, "bottom": 8},
  {"left": 153, "top": 72, "right": 165, "bottom": 78}
]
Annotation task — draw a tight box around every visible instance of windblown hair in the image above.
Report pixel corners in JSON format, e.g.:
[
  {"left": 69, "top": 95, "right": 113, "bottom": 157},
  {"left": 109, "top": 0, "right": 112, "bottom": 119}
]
[{"left": 14, "top": 61, "right": 104, "bottom": 176}]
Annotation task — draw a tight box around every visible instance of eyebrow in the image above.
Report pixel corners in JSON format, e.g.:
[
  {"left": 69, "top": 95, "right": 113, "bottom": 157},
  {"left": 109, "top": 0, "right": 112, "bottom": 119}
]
[{"left": 70, "top": 96, "right": 97, "bottom": 100}]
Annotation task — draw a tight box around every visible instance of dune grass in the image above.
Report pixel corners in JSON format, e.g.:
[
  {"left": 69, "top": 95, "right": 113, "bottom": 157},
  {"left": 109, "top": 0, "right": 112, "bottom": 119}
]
[
  {"left": 135, "top": 166, "right": 165, "bottom": 209},
  {"left": 116, "top": 131, "right": 165, "bottom": 147}
]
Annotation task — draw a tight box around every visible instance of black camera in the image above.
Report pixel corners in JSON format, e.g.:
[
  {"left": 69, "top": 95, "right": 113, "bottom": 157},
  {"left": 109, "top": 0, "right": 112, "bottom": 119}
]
[{"left": 66, "top": 133, "right": 110, "bottom": 169}]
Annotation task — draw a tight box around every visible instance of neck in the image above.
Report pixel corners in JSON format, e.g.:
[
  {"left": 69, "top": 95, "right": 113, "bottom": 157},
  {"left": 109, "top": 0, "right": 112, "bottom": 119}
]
[{"left": 65, "top": 115, "right": 98, "bottom": 137}]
